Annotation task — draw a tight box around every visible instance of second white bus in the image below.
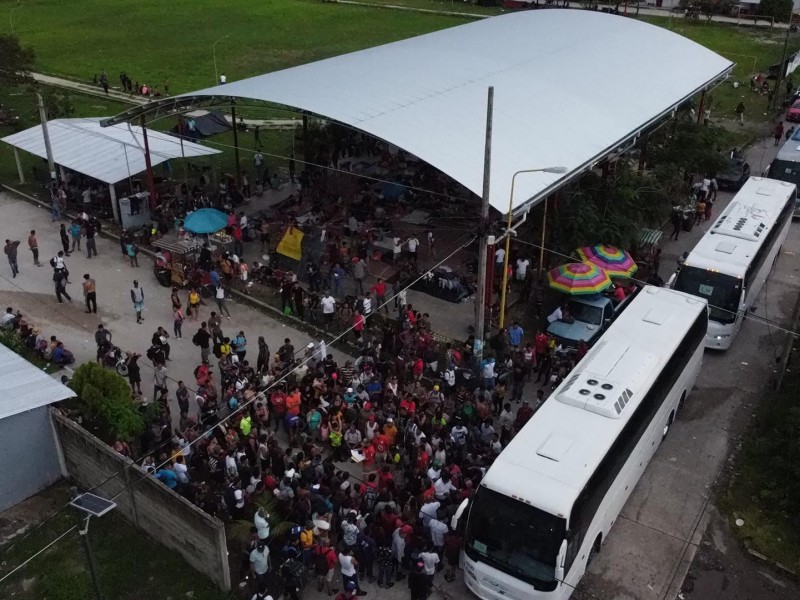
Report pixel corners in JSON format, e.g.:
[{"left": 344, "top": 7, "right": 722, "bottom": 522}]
[
  {"left": 670, "top": 177, "right": 795, "bottom": 350},
  {"left": 456, "top": 286, "right": 707, "bottom": 600}
]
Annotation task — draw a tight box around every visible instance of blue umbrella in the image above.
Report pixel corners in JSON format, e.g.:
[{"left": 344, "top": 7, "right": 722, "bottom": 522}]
[{"left": 183, "top": 208, "right": 228, "bottom": 234}]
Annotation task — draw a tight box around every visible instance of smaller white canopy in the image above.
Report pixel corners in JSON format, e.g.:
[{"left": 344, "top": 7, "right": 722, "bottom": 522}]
[
  {"left": 2, "top": 117, "right": 220, "bottom": 185},
  {"left": 0, "top": 342, "right": 74, "bottom": 421}
]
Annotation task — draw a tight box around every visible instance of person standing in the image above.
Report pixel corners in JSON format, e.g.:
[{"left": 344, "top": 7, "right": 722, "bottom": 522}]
[
  {"left": 54, "top": 268, "right": 71, "bottom": 303},
  {"left": 215, "top": 284, "right": 231, "bottom": 319},
  {"left": 188, "top": 287, "right": 201, "bottom": 321},
  {"left": 85, "top": 219, "right": 98, "bottom": 258},
  {"left": 352, "top": 256, "right": 366, "bottom": 295},
  {"left": 83, "top": 274, "right": 97, "bottom": 314},
  {"left": 126, "top": 239, "right": 139, "bottom": 267},
  {"left": 59, "top": 224, "right": 71, "bottom": 256},
  {"left": 4, "top": 239, "right": 20, "bottom": 278},
  {"left": 735, "top": 101, "right": 745, "bottom": 126},
  {"left": 370, "top": 278, "right": 388, "bottom": 315},
  {"left": 130, "top": 280, "right": 145, "bottom": 324},
  {"left": 775, "top": 121, "right": 785, "bottom": 146},
  {"left": 320, "top": 291, "right": 336, "bottom": 330},
  {"left": 70, "top": 220, "right": 83, "bottom": 252},
  {"left": 173, "top": 307, "right": 184, "bottom": 338},
  {"left": 669, "top": 206, "right": 682, "bottom": 241},
  {"left": 406, "top": 235, "right": 419, "bottom": 265},
  {"left": 27, "top": 230, "right": 42, "bottom": 267},
  {"left": 426, "top": 230, "right": 436, "bottom": 258},
  {"left": 153, "top": 362, "right": 168, "bottom": 402},
  {"left": 192, "top": 322, "right": 212, "bottom": 364}
]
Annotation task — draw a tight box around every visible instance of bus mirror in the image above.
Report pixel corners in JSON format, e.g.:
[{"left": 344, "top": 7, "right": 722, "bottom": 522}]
[
  {"left": 451, "top": 498, "right": 470, "bottom": 532},
  {"left": 555, "top": 538, "right": 567, "bottom": 583},
  {"left": 666, "top": 273, "right": 677, "bottom": 289}
]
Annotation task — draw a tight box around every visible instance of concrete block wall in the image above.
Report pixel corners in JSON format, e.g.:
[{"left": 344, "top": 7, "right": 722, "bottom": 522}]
[{"left": 50, "top": 410, "right": 231, "bottom": 590}]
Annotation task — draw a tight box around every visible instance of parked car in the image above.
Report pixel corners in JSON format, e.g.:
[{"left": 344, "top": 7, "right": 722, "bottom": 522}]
[
  {"left": 716, "top": 156, "right": 751, "bottom": 191},
  {"left": 546, "top": 286, "right": 640, "bottom": 347},
  {"left": 786, "top": 99, "right": 800, "bottom": 122}
]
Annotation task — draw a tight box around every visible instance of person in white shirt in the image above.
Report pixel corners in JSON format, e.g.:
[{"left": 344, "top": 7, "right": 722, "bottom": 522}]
[
  {"left": 419, "top": 500, "right": 441, "bottom": 527},
  {"left": 515, "top": 257, "right": 530, "bottom": 282},
  {"left": 392, "top": 236, "right": 402, "bottom": 262},
  {"left": 362, "top": 293, "right": 373, "bottom": 317},
  {"left": 320, "top": 292, "right": 336, "bottom": 330},
  {"left": 173, "top": 455, "right": 189, "bottom": 484},
  {"left": 406, "top": 236, "right": 419, "bottom": 264},
  {"left": 433, "top": 472, "right": 456, "bottom": 501},
  {"left": 254, "top": 508, "right": 271, "bottom": 541},
  {"left": 419, "top": 546, "right": 440, "bottom": 580},
  {"left": 428, "top": 517, "right": 449, "bottom": 552},
  {"left": 547, "top": 305, "right": 563, "bottom": 324},
  {"left": 494, "top": 246, "right": 505, "bottom": 266},
  {"left": 0, "top": 307, "right": 15, "bottom": 329}
]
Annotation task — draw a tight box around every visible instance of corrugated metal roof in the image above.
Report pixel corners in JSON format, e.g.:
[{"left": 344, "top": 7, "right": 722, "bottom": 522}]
[
  {"left": 1, "top": 117, "right": 220, "bottom": 185},
  {"left": 134, "top": 10, "right": 732, "bottom": 214},
  {"left": 0, "top": 342, "right": 75, "bottom": 420}
]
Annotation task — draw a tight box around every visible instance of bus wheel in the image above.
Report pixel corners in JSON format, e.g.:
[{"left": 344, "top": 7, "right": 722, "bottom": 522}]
[
  {"left": 588, "top": 535, "right": 602, "bottom": 566},
  {"left": 662, "top": 411, "right": 675, "bottom": 441}
]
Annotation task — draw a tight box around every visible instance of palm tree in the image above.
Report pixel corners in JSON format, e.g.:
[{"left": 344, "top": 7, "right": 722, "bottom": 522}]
[{"left": 230, "top": 490, "right": 296, "bottom": 542}]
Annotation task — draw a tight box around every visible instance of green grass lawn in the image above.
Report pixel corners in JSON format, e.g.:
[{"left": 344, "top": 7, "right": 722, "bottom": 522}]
[
  {"left": 722, "top": 352, "right": 800, "bottom": 572},
  {"left": 0, "top": 486, "right": 234, "bottom": 600},
  {"left": 0, "top": 0, "right": 464, "bottom": 94}
]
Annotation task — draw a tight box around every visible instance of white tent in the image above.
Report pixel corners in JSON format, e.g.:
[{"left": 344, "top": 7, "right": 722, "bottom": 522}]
[
  {"left": 125, "top": 10, "right": 732, "bottom": 214},
  {"left": 2, "top": 117, "right": 220, "bottom": 185}
]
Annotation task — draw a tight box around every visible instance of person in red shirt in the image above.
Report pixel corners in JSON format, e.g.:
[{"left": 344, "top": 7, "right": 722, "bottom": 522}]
[
  {"left": 399, "top": 397, "right": 417, "bottom": 415},
  {"left": 378, "top": 465, "right": 394, "bottom": 490},
  {"left": 361, "top": 439, "right": 376, "bottom": 478},
  {"left": 534, "top": 329, "right": 549, "bottom": 370},
  {"left": 353, "top": 310, "right": 365, "bottom": 342},
  {"left": 373, "top": 430, "right": 389, "bottom": 467},
  {"left": 286, "top": 386, "right": 302, "bottom": 416},
  {"left": 412, "top": 356, "right": 424, "bottom": 380},
  {"left": 405, "top": 305, "right": 417, "bottom": 328},
  {"left": 270, "top": 387, "right": 287, "bottom": 432},
  {"left": 370, "top": 278, "right": 388, "bottom": 315}
]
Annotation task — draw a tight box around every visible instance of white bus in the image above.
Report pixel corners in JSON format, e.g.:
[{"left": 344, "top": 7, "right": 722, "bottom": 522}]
[
  {"left": 767, "top": 130, "right": 800, "bottom": 217},
  {"left": 456, "top": 286, "right": 707, "bottom": 600},
  {"left": 670, "top": 177, "right": 795, "bottom": 350}
]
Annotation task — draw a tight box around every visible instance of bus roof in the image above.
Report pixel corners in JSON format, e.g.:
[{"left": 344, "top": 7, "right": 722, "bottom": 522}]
[
  {"left": 480, "top": 286, "right": 707, "bottom": 518},
  {"left": 681, "top": 177, "right": 796, "bottom": 278}
]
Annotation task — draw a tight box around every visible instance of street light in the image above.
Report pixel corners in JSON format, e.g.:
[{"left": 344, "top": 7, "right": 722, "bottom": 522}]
[
  {"left": 212, "top": 35, "right": 229, "bottom": 85},
  {"left": 498, "top": 166, "right": 568, "bottom": 329},
  {"left": 70, "top": 489, "right": 117, "bottom": 600}
]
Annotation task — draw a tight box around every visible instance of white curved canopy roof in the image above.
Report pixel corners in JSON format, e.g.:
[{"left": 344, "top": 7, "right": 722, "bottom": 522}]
[
  {"left": 134, "top": 11, "right": 732, "bottom": 212},
  {"left": 2, "top": 118, "right": 220, "bottom": 185}
]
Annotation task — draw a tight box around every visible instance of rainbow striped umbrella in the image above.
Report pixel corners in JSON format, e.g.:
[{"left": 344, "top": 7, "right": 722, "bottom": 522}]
[
  {"left": 547, "top": 262, "right": 612, "bottom": 295},
  {"left": 576, "top": 244, "right": 638, "bottom": 277}
]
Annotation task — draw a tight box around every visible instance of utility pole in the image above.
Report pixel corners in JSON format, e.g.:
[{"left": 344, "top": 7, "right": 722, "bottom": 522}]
[
  {"left": 36, "top": 92, "right": 56, "bottom": 181},
  {"left": 231, "top": 100, "right": 241, "bottom": 187},
  {"left": 474, "top": 86, "right": 494, "bottom": 361},
  {"left": 770, "top": 6, "right": 794, "bottom": 110},
  {"left": 139, "top": 115, "right": 157, "bottom": 210}
]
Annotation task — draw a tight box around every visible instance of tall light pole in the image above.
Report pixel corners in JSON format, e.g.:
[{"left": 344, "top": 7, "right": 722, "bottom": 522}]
[
  {"left": 212, "top": 35, "right": 229, "bottom": 85},
  {"left": 498, "top": 166, "right": 567, "bottom": 329}
]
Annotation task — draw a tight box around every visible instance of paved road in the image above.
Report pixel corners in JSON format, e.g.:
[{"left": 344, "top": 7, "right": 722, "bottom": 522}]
[
  {"left": 0, "top": 192, "right": 349, "bottom": 423},
  {"left": 576, "top": 137, "right": 800, "bottom": 600}
]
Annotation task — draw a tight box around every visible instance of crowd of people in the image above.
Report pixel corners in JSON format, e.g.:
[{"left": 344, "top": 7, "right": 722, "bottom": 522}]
[{"left": 114, "top": 262, "right": 583, "bottom": 599}]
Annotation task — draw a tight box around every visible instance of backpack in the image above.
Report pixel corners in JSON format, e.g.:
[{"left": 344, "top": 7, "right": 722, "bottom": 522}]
[
  {"left": 282, "top": 558, "right": 310, "bottom": 589},
  {"left": 192, "top": 331, "right": 201, "bottom": 347},
  {"left": 364, "top": 487, "right": 378, "bottom": 512},
  {"left": 49, "top": 256, "right": 57, "bottom": 268}
]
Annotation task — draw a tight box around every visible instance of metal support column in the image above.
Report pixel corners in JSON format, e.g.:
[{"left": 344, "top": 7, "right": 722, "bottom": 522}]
[
  {"left": 474, "top": 87, "right": 494, "bottom": 360},
  {"left": 139, "top": 115, "right": 157, "bottom": 210}
]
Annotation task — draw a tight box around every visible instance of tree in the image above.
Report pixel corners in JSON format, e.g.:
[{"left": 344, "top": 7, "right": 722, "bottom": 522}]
[
  {"left": 67, "top": 362, "right": 144, "bottom": 443},
  {"left": 759, "top": 0, "right": 793, "bottom": 21},
  {"left": 0, "top": 34, "right": 36, "bottom": 87}
]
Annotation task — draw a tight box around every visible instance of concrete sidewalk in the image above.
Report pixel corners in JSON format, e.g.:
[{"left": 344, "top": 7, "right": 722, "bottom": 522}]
[{"left": 0, "top": 191, "right": 349, "bottom": 424}]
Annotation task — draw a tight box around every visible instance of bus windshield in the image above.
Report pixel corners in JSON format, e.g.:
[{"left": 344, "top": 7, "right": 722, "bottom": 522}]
[
  {"left": 465, "top": 486, "right": 566, "bottom": 591},
  {"left": 769, "top": 159, "right": 800, "bottom": 186},
  {"left": 566, "top": 299, "right": 602, "bottom": 325},
  {"left": 673, "top": 266, "right": 741, "bottom": 324}
]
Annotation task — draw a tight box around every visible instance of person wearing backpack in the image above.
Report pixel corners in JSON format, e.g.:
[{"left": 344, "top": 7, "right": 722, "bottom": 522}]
[{"left": 314, "top": 539, "right": 338, "bottom": 596}]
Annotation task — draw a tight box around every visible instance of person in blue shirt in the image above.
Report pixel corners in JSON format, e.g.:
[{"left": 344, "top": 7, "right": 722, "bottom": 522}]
[
  {"left": 343, "top": 387, "right": 357, "bottom": 406},
  {"left": 330, "top": 263, "right": 345, "bottom": 297},
  {"left": 156, "top": 466, "right": 178, "bottom": 489},
  {"left": 508, "top": 322, "right": 524, "bottom": 349},
  {"left": 210, "top": 269, "right": 221, "bottom": 288},
  {"left": 232, "top": 331, "right": 247, "bottom": 361}
]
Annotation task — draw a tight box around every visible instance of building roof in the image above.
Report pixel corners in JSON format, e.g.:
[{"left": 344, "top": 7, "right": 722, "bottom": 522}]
[
  {"left": 1, "top": 117, "right": 220, "bottom": 185},
  {"left": 104, "top": 10, "right": 732, "bottom": 213},
  {"left": 0, "top": 342, "right": 75, "bottom": 421}
]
